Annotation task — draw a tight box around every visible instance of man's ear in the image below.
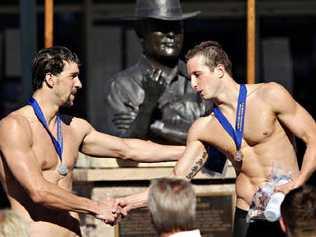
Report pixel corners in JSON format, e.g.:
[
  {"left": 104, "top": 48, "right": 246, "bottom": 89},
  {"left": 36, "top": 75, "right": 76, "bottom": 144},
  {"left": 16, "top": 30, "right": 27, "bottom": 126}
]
[
  {"left": 215, "top": 64, "right": 225, "bottom": 78},
  {"left": 279, "top": 216, "right": 288, "bottom": 234},
  {"left": 45, "top": 73, "right": 55, "bottom": 88}
]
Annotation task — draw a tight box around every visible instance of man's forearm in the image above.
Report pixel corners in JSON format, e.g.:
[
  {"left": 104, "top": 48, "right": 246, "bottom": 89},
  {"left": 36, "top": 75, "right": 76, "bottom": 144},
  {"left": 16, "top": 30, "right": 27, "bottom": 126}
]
[
  {"left": 32, "top": 180, "right": 99, "bottom": 215},
  {"left": 119, "top": 189, "right": 149, "bottom": 212},
  {"left": 296, "top": 143, "right": 316, "bottom": 186},
  {"left": 174, "top": 150, "right": 208, "bottom": 180}
]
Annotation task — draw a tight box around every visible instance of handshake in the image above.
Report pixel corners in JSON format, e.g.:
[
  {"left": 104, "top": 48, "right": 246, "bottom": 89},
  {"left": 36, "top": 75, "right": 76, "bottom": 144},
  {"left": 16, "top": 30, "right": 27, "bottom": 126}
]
[{"left": 94, "top": 196, "right": 131, "bottom": 226}]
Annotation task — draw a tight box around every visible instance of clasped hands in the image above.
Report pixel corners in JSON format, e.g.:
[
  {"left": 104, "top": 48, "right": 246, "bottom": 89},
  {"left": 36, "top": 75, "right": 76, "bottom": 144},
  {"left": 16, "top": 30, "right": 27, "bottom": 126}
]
[{"left": 95, "top": 196, "right": 131, "bottom": 226}]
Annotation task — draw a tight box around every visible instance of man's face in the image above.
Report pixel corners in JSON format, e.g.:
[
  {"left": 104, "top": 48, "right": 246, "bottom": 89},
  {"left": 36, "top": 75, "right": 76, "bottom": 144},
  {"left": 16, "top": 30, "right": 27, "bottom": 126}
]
[
  {"left": 54, "top": 61, "right": 82, "bottom": 107},
  {"left": 187, "top": 55, "right": 220, "bottom": 100},
  {"left": 142, "top": 19, "right": 184, "bottom": 60}
]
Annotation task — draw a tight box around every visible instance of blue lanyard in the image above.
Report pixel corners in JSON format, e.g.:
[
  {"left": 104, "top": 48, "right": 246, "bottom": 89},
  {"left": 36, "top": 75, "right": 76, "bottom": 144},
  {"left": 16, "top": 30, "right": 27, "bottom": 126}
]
[
  {"left": 212, "top": 84, "right": 247, "bottom": 150},
  {"left": 28, "top": 97, "right": 63, "bottom": 161}
]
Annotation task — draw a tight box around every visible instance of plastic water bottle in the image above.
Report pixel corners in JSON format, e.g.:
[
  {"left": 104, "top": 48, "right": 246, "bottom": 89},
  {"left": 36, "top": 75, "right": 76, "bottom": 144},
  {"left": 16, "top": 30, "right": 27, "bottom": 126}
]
[
  {"left": 264, "top": 179, "right": 288, "bottom": 222},
  {"left": 264, "top": 192, "right": 285, "bottom": 222}
]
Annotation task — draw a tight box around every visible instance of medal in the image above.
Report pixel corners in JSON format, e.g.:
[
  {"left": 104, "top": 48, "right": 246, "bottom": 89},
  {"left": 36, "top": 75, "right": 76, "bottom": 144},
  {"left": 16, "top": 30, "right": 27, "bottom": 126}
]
[
  {"left": 28, "top": 98, "right": 67, "bottom": 175},
  {"left": 212, "top": 85, "right": 247, "bottom": 163},
  {"left": 235, "top": 150, "right": 243, "bottom": 162},
  {"left": 58, "top": 163, "right": 68, "bottom": 176}
]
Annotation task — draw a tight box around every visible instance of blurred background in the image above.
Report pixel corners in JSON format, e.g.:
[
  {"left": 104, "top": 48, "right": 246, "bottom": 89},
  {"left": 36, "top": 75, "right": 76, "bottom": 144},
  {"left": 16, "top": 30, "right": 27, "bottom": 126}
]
[{"left": 1, "top": 0, "right": 316, "bottom": 207}]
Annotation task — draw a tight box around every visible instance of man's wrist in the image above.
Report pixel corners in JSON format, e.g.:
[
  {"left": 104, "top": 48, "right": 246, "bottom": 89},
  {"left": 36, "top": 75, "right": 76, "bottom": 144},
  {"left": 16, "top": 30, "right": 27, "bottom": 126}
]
[
  {"left": 88, "top": 200, "right": 101, "bottom": 216},
  {"left": 293, "top": 175, "right": 306, "bottom": 189}
]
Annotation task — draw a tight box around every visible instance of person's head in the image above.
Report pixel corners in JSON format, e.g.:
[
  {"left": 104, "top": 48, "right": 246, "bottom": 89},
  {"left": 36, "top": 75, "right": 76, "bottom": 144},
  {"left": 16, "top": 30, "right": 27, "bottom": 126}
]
[
  {"left": 32, "top": 46, "right": 82, "bottom": 106},
  {"left": 136, "top": 19, "right": 184, "bottom": 62},
  {"left": 0, "top": 209, "right": 29, "bottom": 237},
  {"left": 133, "top": 0, "right": 199, "bottom": 62},
  {"left": 185, "top": 41, "right": 232, "bottom": 99},
  {"left": 280, "top": 185, "right": 316, "bottom": 237},
  {"left": 148, "top": 177, "right": 196, "bottom": 236}
]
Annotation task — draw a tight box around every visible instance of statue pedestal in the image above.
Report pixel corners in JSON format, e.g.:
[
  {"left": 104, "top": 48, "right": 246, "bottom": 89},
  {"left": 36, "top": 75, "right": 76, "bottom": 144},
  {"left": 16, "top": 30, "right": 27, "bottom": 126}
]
[{"left": 73, "top": 153, "right": 236, "bottom": 237}]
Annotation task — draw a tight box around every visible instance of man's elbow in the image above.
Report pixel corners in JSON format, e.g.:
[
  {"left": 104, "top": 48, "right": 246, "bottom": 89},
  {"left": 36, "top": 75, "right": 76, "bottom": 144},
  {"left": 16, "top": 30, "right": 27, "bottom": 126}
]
[
  {"left": 29, "top": 186, "right": 48, "bottom": 204},
  {"left": 116, "top": 149, "right": 136, "bottom": 161},
  {"left": 172, "top": 168, "right": 187, "bottom": 179}
]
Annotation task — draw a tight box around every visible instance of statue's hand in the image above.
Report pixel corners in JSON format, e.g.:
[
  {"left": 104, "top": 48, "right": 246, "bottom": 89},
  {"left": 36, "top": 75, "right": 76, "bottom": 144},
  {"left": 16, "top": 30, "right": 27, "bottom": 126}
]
[
  {"left": 112, "top": 112, "right": 137, "bottom": 130},
  {"left": 142, "top": 69, "right": 167, "bottom": 105}
]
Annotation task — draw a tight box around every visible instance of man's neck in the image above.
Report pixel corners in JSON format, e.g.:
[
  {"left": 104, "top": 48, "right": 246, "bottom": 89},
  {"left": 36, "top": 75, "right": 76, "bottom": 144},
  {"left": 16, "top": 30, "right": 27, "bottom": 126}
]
[
  {"left": 32, "top": 90, "right": 60, "bottom": 126},
  {"left": 213, "top": 77, "right": 241, "bottom": 112}
]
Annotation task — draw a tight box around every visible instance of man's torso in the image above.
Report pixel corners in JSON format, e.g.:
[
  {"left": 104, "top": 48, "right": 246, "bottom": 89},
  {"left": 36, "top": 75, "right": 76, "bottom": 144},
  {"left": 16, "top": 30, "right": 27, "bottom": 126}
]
[
  {"left": 0, "top": 106, "right": 85, "bottom": 237},
  {"left": 199, "top": 84, "right": 299, "bottom": 210}
]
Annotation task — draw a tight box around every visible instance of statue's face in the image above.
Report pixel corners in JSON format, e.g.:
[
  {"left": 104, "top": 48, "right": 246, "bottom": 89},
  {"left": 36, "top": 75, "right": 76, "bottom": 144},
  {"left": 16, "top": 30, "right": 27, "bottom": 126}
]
[{"left": 142, "top": 19, "right": 184, "bottom": 60}]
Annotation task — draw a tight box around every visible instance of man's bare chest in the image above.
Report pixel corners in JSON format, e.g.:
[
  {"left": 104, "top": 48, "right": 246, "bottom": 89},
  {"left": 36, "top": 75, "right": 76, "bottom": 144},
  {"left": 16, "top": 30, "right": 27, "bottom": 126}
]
[
  {"left": 206, "top": 103, "right": 279, "bottom": 154},
  {"left": 243, "top": 108, "right": 277, "bottom": 146},
  {"left": 31, "top": 124, "right": 80, "bottom": 172}
]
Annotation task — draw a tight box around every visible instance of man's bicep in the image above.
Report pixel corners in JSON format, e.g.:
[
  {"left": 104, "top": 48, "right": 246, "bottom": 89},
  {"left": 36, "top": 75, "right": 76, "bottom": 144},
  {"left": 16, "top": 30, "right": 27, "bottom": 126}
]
[
  {"left": 265, "top": 83, "right": 315, "bottom": 141},
  {"left": 81, "top": 127, "right": 127, "bottom": 158},
  {"left": 279, "top": 103, "right": 316, "bottom": 143}
]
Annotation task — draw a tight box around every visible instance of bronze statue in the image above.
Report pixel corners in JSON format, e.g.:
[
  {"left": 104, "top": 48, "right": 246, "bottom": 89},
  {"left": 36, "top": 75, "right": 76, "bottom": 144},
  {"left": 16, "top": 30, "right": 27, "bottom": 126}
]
[{"left": 105, "top": 0, "right": 208, "bottom": 144}]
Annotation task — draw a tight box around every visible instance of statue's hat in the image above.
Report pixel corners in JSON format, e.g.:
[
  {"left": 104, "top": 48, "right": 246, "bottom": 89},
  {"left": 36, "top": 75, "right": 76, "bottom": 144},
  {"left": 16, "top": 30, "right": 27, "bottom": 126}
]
[{"left": 127, "top": 0, "right": 200, "bottom": 21}]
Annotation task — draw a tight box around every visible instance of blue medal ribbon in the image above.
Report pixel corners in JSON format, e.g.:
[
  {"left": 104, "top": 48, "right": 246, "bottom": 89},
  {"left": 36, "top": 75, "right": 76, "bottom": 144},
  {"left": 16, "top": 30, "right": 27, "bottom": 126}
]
[
  {"left": 28, "top": 97, "right": 63, "bottom": 161},
  {"left": 212, "top": 84, "right": 247, "bottom": 152}
]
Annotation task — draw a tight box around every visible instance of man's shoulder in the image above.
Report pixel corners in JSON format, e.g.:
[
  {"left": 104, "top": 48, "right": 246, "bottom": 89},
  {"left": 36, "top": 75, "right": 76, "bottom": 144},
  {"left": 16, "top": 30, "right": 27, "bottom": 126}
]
[
  {"left": 188, "top": 115, "right": 217, "bottom": 137},
  {"left": 253, "top": 82, "right": 286, "bottom": 97},
  {"left": 254, "top": 82, "right": 293, "bottom": 105},
  {"left": 1, "top": 107, "right": 31, "bottom": 127},
  {"left": 64, "top": 116, "right": 92, "bottom": 134},
  {"left": 0, "top": 108, "right": 33, "bottom": 140}
]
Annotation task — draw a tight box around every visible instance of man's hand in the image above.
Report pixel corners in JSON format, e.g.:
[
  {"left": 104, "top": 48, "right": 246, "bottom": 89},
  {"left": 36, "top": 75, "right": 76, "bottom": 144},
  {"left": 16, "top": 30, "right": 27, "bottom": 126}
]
[
  {"left": 115, "top": 197, "right": 132, "bottom": 217},
  {"left": 95, "top": 197, "right": 123, "bottom": 226},
  {"left": 275, "top": 179, "right": 299, "bottom": 195},
  {"left": 142, "top": 69, "right": 167, "bottom": 105}
]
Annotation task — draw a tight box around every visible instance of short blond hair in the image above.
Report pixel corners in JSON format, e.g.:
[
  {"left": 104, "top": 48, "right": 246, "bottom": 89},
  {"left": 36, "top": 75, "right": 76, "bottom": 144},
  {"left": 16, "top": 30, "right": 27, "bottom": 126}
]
[
  {"left": 148, "top": 177, "right": 196, "bottom": 235},
  {"left": 0, "top": 209, "right": 29, "bottom": 237}
]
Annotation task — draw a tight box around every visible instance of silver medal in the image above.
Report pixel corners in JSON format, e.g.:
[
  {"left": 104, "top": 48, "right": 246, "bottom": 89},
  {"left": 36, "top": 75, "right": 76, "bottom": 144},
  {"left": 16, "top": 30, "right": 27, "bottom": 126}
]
[
  {"left": 57, "top": 163, "right": 68, "bottom": 176},
  {"left": 235, "top": 150, "right": 243, "bottom": 162}
]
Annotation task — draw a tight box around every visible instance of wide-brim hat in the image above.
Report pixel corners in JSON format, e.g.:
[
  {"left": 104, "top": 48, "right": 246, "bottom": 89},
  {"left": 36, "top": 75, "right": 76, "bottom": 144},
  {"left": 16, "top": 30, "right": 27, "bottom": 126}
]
[{"left": 126, "top": 0, "right": 200, "bottom": 21}]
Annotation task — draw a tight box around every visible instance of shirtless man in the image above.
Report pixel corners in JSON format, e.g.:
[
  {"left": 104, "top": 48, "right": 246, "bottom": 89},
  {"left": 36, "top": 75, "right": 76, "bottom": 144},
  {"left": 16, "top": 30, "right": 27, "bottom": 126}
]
[
  {"left": 0, "top": 46, "right": 184, "bottom": 237},
  {"left": 118, "top": 41, "right": 316, "bottom": 237}
]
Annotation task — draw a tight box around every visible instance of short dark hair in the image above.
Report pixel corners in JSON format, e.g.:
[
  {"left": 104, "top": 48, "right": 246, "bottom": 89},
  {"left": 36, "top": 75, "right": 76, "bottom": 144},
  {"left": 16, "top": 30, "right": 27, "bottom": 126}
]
[
  {"left": 281, "top": 185, "right": 316, "bottom": 236},
  {"left": 32, "top": 46, "right": 80, "bottom": 91},
  {"left": 148, "top": 178, "right": 196, "bottom": 235},
  {"left": 185, "top": 41, "right": 232, "bottom": 76}
]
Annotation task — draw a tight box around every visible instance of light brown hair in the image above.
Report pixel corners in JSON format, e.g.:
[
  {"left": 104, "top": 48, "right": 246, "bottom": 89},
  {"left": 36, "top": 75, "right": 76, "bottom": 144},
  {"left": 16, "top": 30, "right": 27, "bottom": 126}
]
[
  {"left": 185, "top": 40, "right": 233, "bottom": 76},
  {"left": 148, "top": 177, "right": 196, "bottom": 235}
]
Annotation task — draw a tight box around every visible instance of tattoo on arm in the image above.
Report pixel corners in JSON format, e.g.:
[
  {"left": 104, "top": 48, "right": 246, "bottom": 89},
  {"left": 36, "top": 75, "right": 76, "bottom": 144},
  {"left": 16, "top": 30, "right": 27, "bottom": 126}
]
[{"left": 185, "top": 151, "right": 208, "bottom": 179}]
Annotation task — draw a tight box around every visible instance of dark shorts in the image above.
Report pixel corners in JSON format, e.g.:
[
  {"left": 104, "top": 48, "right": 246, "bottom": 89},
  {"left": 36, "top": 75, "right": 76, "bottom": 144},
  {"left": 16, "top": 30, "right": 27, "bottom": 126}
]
[{"left": 233, "top": 208, "right": 286, "bottom": 237}]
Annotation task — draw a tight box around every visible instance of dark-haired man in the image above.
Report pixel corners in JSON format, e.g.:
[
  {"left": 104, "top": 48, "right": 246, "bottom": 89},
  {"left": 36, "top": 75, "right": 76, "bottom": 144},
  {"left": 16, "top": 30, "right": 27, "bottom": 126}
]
[
  {"left": 0, "top": 46, "right": 184, "bottom": 237},
  {"left": 280, "top": 185, "right": 316, "bottom": 237},
  {"left": 118, "top": 41, "right": 316, "bottom": 237}
]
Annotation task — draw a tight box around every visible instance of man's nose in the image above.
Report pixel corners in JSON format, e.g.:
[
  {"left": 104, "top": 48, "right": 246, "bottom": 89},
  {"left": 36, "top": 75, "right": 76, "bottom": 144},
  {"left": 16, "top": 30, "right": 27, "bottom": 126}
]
[
  {"left": 190, "top": 77, "right": 198, "bottom": 91},
  {"left": 75, "top": 77, "right": 82, "bottom": 89}
]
